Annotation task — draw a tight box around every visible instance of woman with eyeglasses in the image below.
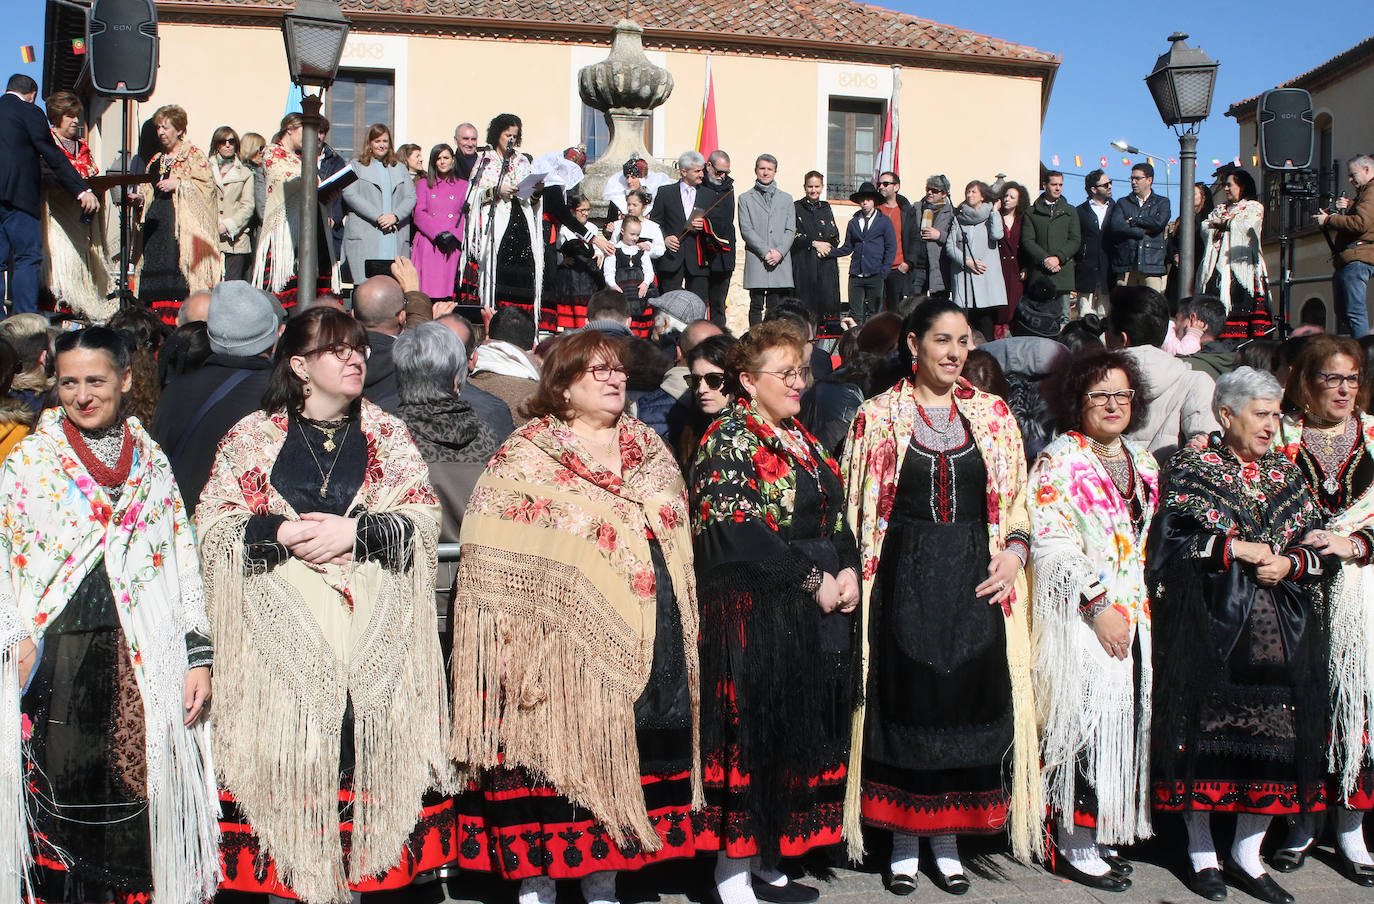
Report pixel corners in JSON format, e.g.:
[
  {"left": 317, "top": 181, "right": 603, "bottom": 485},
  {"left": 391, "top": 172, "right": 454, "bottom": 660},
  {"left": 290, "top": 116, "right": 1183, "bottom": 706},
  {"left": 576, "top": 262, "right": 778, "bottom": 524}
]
[
  {"left": 450, "top": 328, "right": 701, "bottom": 904},
  {"left": 1197, "top": 171, "right": 1271, "bottom": 340},
  {"left": 689, "top": 320, "right": 858, "bottom": 904},
  {"left": 1148, "top": 366, "right": 1332, "bottom": 904},
  {"left": 1026, "top": 347, "right": 1159, "bottom": 892},
  {"left": 210, "top": 125, "right": 256, "bottom": 281},
  {"left": 197, "top": 306, "right": 452, "bottom": 904},
  {"left": 841, "top": 298, "right": 1042, "bottom": 894},
  {"left": 1269, "top": 336, "right": 1374, "bottom": 887}
]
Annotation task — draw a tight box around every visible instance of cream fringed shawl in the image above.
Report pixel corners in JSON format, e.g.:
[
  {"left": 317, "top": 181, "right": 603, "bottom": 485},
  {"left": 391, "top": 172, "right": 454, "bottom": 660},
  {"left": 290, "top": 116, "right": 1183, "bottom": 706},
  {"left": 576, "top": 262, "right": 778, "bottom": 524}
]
[
  {"left": 0, "top": 412, "right": 219, "bottom": 904},
  {"left": 1026, "top": 432, "right": 1159, "bottom": 845},
  {"left": 450, "top": 414, "right": 702, "bottom": 849},
  {"left": 196, "top": 403, "right": 446, "bottom": 904},
  {"left": 840, "top": 377, "right": 1043, "bottom": 862},
  {"left": 137, "top": 144, "right": 224, "bottom": 293}
]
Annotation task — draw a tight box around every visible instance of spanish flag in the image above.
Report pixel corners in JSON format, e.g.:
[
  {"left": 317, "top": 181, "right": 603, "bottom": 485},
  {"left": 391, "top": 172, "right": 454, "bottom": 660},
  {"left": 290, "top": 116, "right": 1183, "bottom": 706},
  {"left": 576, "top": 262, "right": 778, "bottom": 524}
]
[
  {"left": 20, "top": 45, "right": 36, "bottom": 64},
  {"left": 695, "top": 55, "right": 718, "bottom": 158}
]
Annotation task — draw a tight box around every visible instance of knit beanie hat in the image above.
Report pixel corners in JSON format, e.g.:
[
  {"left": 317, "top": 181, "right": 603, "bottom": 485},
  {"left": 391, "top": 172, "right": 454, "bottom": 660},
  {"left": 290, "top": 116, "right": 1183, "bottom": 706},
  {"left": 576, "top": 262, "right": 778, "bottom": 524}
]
[{"left": 208, "top": 280, "right": 280, "bottom": 356}]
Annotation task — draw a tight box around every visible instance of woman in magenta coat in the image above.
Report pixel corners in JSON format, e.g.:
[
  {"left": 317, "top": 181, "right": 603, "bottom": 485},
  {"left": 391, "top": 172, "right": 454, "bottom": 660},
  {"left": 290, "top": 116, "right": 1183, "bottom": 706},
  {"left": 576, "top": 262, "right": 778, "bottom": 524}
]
[{"left": 412, "top": 144, "right": 469, "bottom": 299}]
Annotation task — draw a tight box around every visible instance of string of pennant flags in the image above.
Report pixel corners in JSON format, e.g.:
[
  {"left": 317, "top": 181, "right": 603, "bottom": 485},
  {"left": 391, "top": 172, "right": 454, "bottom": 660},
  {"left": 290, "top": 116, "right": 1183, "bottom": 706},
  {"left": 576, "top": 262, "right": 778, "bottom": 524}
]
[
  {"left": 1049, "top": 152, "right": 1261, "bottom": 170},
  {"left": 18, "top": 40, "right": 86, "bottom": 63}
]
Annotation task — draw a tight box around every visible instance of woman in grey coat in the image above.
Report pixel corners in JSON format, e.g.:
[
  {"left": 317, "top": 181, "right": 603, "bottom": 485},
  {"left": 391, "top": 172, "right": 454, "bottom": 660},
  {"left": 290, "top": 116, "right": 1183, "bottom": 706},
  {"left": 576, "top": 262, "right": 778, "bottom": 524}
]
[
  {"left": 341, "top": 123, "right": 416, "bottom": 282},
  {"left": 738, "top": 153, "right": 796, "bottom": 325},
  {"left": 945, "top": 180, "right": 1007, "bottom": 339}
]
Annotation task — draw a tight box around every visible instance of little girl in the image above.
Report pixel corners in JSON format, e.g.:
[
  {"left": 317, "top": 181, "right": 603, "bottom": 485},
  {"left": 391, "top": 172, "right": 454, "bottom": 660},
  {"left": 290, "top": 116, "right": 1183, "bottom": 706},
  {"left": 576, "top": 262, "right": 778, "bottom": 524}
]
[{"left": 603, "top": 215, "right": 658, "bottom": 337}]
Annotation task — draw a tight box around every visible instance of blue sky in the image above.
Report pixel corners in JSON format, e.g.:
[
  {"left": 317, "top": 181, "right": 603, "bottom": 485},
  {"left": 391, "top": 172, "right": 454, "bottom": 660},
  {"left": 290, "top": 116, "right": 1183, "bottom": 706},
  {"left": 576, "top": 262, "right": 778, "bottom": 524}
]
[{"left": 12, "top": 0, "right": 1365, "bottom": 208}]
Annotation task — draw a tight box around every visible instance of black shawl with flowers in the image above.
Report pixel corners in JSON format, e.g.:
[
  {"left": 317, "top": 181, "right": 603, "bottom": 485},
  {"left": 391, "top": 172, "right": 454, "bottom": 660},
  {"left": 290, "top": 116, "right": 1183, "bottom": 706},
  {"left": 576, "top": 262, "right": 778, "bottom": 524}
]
[
  {"left": 1147, "top": 440, "right": 1333, "bottom": 808},
  {"left": 691, "top": 399, "right": 860, "bottom": 854}
]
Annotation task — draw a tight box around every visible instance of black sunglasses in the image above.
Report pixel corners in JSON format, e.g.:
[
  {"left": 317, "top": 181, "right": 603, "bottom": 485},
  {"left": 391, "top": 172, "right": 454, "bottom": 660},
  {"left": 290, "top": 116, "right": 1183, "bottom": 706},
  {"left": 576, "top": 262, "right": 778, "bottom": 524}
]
[{"left": 686, "top": 372, "right": 727, "bottom": 391}]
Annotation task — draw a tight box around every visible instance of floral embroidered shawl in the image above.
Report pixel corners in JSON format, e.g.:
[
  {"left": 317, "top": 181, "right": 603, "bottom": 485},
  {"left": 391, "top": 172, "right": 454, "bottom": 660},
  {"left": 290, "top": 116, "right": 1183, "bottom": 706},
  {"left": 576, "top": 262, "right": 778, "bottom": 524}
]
[
  {"left": 460, "top": 149, "right": 543, "bottom": 315},
  {"left": 1278, "top": 413, "right": 1374, "bottom": 797},
  {"left": 42, "top": 132, "right": 112, "bottom": 320},
  {"left": 0, "top": 411, "right": 218, "bottom": 904},
  {"left": 197, "top": 402, "right": 445, "bottom": 904},
  {"left": 450, "top": 414, "right": 701, "bottom": 850},
  {"left": 840, "top": 376, "right": 1043, "bottom": 861},
  {"left": 1027, "top": 432, "right": 1159, "bottom": 844},
  {"left": 137, "top": 143, "right": 223, "bottom": 293}
]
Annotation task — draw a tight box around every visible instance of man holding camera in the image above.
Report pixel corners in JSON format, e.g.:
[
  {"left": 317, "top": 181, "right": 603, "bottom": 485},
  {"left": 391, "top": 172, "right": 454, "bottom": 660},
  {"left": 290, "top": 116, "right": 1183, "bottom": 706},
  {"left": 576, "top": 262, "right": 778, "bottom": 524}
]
[{"left": 1317, "top": 154, "right": 1374, "bottom": 337}]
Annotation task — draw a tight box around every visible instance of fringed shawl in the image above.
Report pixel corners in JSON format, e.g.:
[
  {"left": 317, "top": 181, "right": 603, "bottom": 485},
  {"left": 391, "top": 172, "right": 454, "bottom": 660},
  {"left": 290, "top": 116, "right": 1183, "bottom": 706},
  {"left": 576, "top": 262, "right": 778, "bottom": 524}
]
[
  {"left": 0, "top": 412, "right": 219, "bottom": 904},
  {"left": 1278, "top": 413, "right": 1374, "bottom": 797},
  {"left": 137, "top": 144, "right": 223, "bottom": 293},
  {"left": 449, "top": 414, "right": 701, "bottom": 849},
  {"left": 251, "top": 144, "right": 339, "bottom": 294},
  {"left": 196, "top": 402, "right": 446, "bottom": 904},
  {"left": 460, "top": 150, "right": 543, "bottom": 319},
  {"left": 840, "top": 377, "right": 1043, "bottom": 862},
  {"left": 1197, "top": 199, "right": 1268, "bottom": 309},
  {"left": 42, "top": 132, "right": 112, "bottom": 320},
  {"left": 1027, "top": 432, "right": 1159, "bottom": 844}
]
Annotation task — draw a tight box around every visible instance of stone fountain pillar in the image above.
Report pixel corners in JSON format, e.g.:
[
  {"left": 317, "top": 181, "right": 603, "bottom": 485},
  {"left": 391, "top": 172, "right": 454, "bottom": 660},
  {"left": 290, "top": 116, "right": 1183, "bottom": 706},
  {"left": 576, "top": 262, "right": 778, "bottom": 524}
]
[{"left": 577, "top": 18, "right": 674, "bottom": 217}]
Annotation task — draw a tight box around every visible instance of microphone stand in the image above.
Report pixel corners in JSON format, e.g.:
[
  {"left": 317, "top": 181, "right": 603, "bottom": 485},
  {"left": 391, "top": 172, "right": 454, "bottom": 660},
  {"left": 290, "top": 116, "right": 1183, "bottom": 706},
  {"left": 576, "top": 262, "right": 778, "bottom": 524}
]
[{"left": 479, "top": 138, "right": 515, "bottom": 311}]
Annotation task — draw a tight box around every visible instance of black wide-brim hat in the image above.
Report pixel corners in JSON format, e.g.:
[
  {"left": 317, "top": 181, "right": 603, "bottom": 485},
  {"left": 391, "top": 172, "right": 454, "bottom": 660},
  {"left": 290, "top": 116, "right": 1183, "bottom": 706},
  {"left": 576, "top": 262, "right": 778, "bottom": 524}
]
[{"left": 850, "top": 181, "right": 883, "bottom": 204}]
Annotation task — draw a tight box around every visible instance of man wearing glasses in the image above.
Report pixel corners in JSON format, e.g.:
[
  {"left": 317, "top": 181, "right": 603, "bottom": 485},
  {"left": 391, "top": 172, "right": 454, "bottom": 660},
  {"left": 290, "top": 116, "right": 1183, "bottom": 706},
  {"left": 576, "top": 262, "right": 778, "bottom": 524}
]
[
  {"left": 1075, "top": 169, "right": 1114, "bottom": 317},
  {"left": 876, "top": 171, "right": 910, "bottom": 308},
  {"left": 907, "top": 174, "right": 954, "bottom": 298},
  {"left": 1107, "top": 163, "right": 1170, "bottom": 292}
]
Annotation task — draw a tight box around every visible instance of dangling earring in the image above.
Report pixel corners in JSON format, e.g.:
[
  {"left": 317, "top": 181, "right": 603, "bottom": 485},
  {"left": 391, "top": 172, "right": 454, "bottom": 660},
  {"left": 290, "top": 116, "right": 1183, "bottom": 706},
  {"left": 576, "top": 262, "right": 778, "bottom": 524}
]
[
  {"left": 911, "top": 357, "right": 919, "bottom": 377},
  {"left": 303, "top": 374, "right": 312, "bottom": 397}
]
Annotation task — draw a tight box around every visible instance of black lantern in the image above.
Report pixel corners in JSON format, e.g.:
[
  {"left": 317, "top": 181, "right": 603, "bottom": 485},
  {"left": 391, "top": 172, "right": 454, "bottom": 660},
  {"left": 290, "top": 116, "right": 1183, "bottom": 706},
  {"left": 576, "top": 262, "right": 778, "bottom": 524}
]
[
  {"left": 282, "top": 0, "right": 350, "bottom": 89},
  {"left": 1145, "top": 32, "right": 1218, "bottom": 129}
]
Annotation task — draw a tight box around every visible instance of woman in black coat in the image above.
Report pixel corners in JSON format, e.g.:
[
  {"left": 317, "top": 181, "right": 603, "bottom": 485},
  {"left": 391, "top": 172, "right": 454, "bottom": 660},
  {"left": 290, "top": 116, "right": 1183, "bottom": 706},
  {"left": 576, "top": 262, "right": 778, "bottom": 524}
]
[{"left": 793, "top": 171, "right": 842, "bottom": 336}]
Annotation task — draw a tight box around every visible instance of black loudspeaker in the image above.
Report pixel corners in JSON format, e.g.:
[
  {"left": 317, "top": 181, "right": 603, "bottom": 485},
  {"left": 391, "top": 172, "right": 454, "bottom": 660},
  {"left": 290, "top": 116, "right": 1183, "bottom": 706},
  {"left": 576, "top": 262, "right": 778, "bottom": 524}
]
[
  {"left": 1258, "top": 88, "right": 1315, "bottom": 171},
  {"left": 89, "top": 0, "right": 159, "bottom": 98}
]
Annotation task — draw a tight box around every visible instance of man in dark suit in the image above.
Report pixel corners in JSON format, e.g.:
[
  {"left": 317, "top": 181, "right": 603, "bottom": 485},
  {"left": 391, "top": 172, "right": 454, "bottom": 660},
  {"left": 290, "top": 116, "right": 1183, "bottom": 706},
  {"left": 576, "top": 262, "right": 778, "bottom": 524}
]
[
  {"left": 1075, "top": 168, "right": 1114, "bottom": 317},
  {"left": 0, "top": 73, "right": 98, "bottom": 313},
  {"left": 702, "top": 150, "right": 737, "bottom": 327},
  {"left": 653, "top": 150, "right": 731, "bottom": 327}
]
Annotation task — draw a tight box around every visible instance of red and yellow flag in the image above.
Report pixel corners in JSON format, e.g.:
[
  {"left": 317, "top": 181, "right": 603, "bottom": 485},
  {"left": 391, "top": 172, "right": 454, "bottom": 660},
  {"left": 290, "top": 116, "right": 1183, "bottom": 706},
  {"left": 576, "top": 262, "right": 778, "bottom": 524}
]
[
  {"left": 695, "top": 56, "right": 718, "bottom": 158},
  {"left": 20, "top": 45, "right": 36, "bottom": 63}
]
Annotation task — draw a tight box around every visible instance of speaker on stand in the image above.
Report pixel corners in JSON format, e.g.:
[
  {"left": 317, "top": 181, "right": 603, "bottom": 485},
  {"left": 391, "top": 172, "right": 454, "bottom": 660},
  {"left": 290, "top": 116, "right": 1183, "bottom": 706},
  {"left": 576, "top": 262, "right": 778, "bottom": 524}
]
[
  {"left": 1258, "top": 88, "right": 1316, "bottom": 337},
  {"left": 88, "top": 0, "right": 159, "bottom": 301}
]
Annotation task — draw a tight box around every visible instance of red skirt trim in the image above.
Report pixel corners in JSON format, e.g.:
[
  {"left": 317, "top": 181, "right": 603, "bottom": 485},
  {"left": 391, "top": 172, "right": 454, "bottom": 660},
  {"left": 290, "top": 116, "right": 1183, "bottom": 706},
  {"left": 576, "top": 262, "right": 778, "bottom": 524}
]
[
  {"left": 455, "top": 768, "right": 695, "bottom": 879},
  {"left": 1152, "top": 780, "right": 1327, "bottom": 815},
  {"left": 1335, "top": 769, "right": 1374, "bottom": 810},
  {"left": 692, "top": 758, "right": 846, "bottom": 858},
  {"left": 217, "top": 789, "right": 455, "bottom": 897},
  {"left": 860, "top": 780, "right": 1008, "bottom": 836},
  {"left": 148, "top": 298, "right": 182, "bottom": 327}
]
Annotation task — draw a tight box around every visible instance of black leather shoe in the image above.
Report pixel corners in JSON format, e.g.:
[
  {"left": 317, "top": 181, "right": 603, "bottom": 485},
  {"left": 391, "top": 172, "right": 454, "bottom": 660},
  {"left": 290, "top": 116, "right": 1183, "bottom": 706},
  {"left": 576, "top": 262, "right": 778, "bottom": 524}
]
[
  {"left": 883, "top": 873, "right": 917, "bottom": 896},
  {"left": 754, "top": 880, "right": 820, "bottom": 904},
  {"left": 1337, "top": 856, "right": 1374, "bottom": 887},
  {"left": 1103, "top": 854, "right": 1133, "bottom": 877},
  {"left": 1222, "top": 861, "right": 1294, "bottom": 904},
  {"left": 931, "top": 871, "right": 971, "bottom": 895},
  {"left": 1048, "top": 852, "right": 1130, "bottom": 892},
  {"left": 1267, "top": 843, "right": 1310, "bottom": 873},
  {"left": 1185, "top": 866, "right": 1227, "bottom": 901}
]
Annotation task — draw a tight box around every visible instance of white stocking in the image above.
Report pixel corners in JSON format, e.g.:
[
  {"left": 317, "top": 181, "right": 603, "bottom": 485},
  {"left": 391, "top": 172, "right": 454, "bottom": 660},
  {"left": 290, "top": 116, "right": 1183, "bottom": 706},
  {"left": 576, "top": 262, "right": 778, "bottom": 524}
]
[
  {"left": 519, "top": 876, "right": 556, "bottom": 904},
  {"left": 1230, "top": 813, "right": 1272, "bottom": 878},
  {"left": 750, "top": 856, "right": 787, "bottom": 887},
  {"left": 1056, "top": 822, "right": 1110, "bottom": 876},
  {"left": 889, "top": 832, "right": 920, "bottom": 877},
  {"left": 1185, "top": 811, "right": 1219, "bottom": 873},
  {"left": 929, "top": 834, "right": 963, "bottom": 878},
  {"left": 580, "top": 870, "right": 618, "bottom": 904},
  {"left": 1338, "top": 807, "right": 1374, "bottom": 866},
  {"left": 715, "top": 853, "right": 757, "bottom": 904}
]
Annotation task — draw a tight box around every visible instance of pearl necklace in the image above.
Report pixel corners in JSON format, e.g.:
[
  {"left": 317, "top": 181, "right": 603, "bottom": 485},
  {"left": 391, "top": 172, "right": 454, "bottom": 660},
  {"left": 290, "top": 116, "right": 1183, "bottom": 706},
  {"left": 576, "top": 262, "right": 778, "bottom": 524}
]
[{"left": 1090, "top": 436, "right": 1124, "bottom": 459}]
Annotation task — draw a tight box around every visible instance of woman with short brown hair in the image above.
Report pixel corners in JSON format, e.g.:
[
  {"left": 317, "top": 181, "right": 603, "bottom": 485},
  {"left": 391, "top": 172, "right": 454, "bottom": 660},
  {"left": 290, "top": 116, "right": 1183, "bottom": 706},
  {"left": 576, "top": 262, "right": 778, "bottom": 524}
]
[
  {"left": 342, "top": 123, "right": 415, "bottom": 283},
  {"left": 209, "top": 125, "right": 255, "bottom": 281},
  {"left": 41, "top": 91, "right": 111, "bottom": 319},
  {"left": 693, "top": 320, "right": 861, "bottom": 904},
  {"left": 450, "top": 327, "right": 702, "bottom": 904}
]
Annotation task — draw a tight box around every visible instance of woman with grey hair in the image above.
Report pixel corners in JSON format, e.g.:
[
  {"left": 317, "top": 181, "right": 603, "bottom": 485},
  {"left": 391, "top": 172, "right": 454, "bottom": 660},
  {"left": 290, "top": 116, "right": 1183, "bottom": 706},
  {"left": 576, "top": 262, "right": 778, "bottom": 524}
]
[
  {"left": 393, "top": 321, "right": 498, "bottom": 541},
  {"left": 1147, "top": 366, "right": 1333, "bottom": 904}
]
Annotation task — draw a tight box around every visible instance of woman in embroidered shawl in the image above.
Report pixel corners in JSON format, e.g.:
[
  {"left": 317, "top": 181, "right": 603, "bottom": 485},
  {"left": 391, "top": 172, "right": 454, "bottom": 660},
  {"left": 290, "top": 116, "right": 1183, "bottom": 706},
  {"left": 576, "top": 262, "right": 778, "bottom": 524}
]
[
  {"left": 1027, "top": 347, "right": 1159, "bottom": 892},
  {"left": 459, "top": 113, "right": 543, "bottom": 322},
  {"left": 1197, "top": 170, "right": 1271, "bottom": 341},
  {"left": 840, "top": 298, "right": 1042, "bottom": 894},
  {"left": 0, "top": 326, "right": 218, "bottom": 904},
  {"left": 1269, "top": 336, "right": 1374, "bottom": 886},
  {"left": 41, "top": 91, "right": 112, "bottom": 321},
  {"left": 252, "top": 113, "right": 336, "bottom": 312},
  {"left": 692, "top": 320, "right": 860, "bottom": 904},
  {"left": 196, "top": 307, "right": 450, "bottom": 904},
  {"left": 449, "top": 328, "right": 701, "bottom": 904},
  {"left": 135, "top": 105, "right": 221, "bottom": 326},
  {"left": 1148, "top": 366, "right": 1332, "bottom": 904}
]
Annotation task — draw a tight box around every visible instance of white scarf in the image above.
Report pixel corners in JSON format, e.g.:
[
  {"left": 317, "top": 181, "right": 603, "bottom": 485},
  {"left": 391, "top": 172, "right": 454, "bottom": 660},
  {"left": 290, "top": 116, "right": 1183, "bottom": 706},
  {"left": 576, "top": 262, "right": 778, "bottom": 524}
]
[
  {"left": 0, "top": 411, "right": 219, "bottom": 904},
  {"left": 472, "top": 339, "right": 540, "bottom": 381}
]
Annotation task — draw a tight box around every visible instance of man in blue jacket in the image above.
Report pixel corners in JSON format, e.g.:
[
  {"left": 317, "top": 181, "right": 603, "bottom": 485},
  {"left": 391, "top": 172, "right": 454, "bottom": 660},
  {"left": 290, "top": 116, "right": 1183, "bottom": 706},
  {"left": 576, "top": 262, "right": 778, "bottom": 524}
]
[
  {"left": 0, "top": 73, "right": 98, "bottom": 314},
  {"left": 1107, "top": 162, "right": 1170, "bottom": 292},
  {"left": 834, "top": 181, "right": 895, "bottom": 322}
]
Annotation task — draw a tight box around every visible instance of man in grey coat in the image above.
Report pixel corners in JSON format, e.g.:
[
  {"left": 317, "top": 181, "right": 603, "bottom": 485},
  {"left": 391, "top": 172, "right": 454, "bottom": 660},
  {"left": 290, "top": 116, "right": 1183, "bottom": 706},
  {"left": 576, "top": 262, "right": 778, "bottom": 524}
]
[{"left": 738, "top": 153, "right": 796, "bottom": 325}]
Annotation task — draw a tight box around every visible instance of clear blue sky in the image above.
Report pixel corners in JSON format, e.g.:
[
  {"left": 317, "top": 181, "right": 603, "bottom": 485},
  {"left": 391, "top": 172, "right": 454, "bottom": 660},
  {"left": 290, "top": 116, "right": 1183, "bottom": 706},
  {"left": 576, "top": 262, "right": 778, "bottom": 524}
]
[{"left": 12, "top": 0, "right": 1366, "bottom": 208}]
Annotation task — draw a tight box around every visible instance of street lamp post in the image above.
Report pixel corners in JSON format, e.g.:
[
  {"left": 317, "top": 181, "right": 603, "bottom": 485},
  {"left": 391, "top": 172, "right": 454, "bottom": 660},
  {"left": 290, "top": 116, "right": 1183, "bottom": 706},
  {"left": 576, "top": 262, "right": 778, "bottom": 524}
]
[
  {"left": 282, "top": 0, "right": 350, "bottom": 311},
  {"left": 1144, "top": 32, "right": 1218, "bottom": 301},
  {"left": 1110, "top": 139, "right": 1172, "bottom": 206}
]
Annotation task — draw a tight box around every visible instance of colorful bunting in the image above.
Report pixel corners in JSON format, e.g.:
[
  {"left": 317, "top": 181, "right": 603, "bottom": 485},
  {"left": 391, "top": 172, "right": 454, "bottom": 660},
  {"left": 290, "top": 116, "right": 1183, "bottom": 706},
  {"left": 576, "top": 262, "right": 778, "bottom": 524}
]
[
  {"left": 1100, "top": 156, "right": 1108, "bottom": 168},
  {"left": 1211, "top": 158, "right": 1222, "bottom": 166},
  {"left": 1074, "top": 155, "right": 1082, "bottom": 168},
  {"left": 1252, "top": 155, "right": 1259, "bottom": 167},
  {"left": 1146, "top": 157, "right": 1154, "bottom": 166},
  {"left": 1051, "top": 155, "right": 1060, "bottom": 166},
  {"left": 1169, "top": 158, "right": 1177, "bottom": 165},
  {"left": 19, "top": 45, "right": 35, "bottom": 63},
  {"left": 1121, "top": 157, "right": 1131, "bottom": 166},
  {"left": 71, "top": 38, "right": 86, "bottom": 55}
]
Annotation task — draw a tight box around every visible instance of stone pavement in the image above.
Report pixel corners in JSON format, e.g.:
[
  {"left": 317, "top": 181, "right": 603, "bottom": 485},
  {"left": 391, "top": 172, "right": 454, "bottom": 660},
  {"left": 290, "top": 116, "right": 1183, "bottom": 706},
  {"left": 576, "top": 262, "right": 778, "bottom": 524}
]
[{"left": 358, "top": 829, "right": 1374, "bottom": 904}]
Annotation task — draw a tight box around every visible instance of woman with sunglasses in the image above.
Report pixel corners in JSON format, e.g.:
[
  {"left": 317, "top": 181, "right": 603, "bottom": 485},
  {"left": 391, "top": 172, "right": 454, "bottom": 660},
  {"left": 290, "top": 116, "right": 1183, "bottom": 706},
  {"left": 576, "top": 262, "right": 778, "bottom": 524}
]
[
  {"left": 678, "top": 332, "right": 737, "bottom": 470},
  {"left": 198, "top": 307, "right": 452, "bottom": 904},
  {"left": 1027, "top": 347, "right": 1158, "bottom": 892},
  {"left": 841, "top": 298, "right": 1042, "bottom": 894},
  {"left": 210, "top": 125, "right": 256, "bottom": 281},
  {"left": 1271, "top": 335, "right": 1374, "bottom": 887},
  {"left": 450, "top": 329, "right": 702, "bottom": 904},
  {"left": 691, "top": 320, "right": 860, "bottom": 904}
]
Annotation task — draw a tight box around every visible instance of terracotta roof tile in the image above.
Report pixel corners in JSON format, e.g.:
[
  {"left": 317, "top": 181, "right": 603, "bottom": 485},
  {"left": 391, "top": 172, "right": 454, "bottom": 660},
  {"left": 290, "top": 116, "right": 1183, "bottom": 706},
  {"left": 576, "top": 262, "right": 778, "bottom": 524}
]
[{"left": 165, "top": 0, "right": 1058, "bottom": 64}]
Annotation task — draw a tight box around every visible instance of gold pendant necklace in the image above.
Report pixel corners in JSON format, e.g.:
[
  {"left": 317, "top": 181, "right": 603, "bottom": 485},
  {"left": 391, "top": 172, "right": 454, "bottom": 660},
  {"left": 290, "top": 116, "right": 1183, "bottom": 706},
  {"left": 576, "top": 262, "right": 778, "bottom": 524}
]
[{"left": 299, "top": 418, "right": 351, "bottom": 497}]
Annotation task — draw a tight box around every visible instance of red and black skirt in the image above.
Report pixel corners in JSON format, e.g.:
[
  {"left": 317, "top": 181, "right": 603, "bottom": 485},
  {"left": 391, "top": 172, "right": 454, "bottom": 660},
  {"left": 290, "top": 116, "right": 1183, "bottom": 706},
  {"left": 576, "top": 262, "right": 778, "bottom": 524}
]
[
  {"left": 258, "top": 247, "right": 332, "bottom": 315},
  {"left": 1337, "top": 767, "right": 1374, "bottom": 810},
  {"left": 218, "top": 787, "right": 455, "bottom": 897}
]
